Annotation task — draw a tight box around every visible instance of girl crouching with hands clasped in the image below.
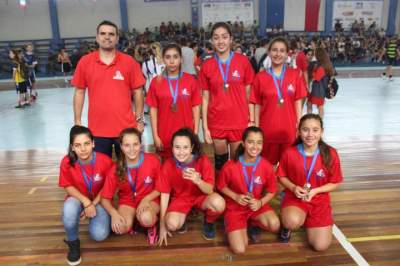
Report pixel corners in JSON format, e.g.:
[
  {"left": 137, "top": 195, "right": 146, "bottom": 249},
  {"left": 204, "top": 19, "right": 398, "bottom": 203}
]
[
  {"left": 217, "top": 126, "right": 280, "bottom": 254},
  {"left": 277, "top": 114, "right": 343, "bottom": 251},
  {"left": 101, "top": 128, "right": 161, "bottom": 245},
  {"left": 157, "top": 128, "right": 225, "bottom": 246},
  {"left": 59, "top": 125, "right": 113, "bottom": 266}
]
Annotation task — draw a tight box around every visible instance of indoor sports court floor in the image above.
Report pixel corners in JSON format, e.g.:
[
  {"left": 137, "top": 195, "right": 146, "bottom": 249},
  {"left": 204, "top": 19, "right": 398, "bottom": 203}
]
[{"left": 0, "top": 68, "right": 399, "bottom": 265}]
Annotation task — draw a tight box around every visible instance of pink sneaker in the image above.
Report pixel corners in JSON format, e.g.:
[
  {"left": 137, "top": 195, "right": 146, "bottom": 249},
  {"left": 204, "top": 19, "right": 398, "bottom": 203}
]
[{"left": 147, "top": 225, "right": 158, "bottom": 245}]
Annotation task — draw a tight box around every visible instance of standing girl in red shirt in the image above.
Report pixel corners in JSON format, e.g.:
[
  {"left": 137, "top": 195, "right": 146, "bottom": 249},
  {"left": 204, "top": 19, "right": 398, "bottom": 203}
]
[
  {"left": 199, "top": 22, "right": 255, "bottom": 173},
  {"left": 307, "top": 48, "right": 335, "bottom": 119},
  {"left": 251, "top": 37, "right": 307, "bottom": 165},
  {"left": 217, "top": 127, "right": 280, "bottom": 254},
  {"left": 277, "top": 114, "right": 343, "bottom": 251},
  {"left": 59, "top": 125, "right": 113, "bottom": 266},
  {"left": 157, "top": 128, "right": 225, "bottom": 245},
  {"left": 146, "top": 43, "right": 202, "bottom": 159},
  {"left": 101, "top": 128, "right": 161, "bottom": 245}
]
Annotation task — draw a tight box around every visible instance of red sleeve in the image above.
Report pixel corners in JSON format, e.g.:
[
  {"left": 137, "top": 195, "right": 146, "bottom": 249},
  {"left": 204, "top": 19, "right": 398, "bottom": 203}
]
[
  {"left": 276, "top": 150, "right": 289, "bottom": 178},
  {"left": 264, "top": 162, "right": 278, "bottom": 193},
  {"left": 243, "top": 56, "right": 255, "bottom": 85},
  {"left": 216, "top": 162, "right": 231, "bottom": 191},
  {"left": 250, "top": 74, "right": 261, "bottom": 104},
  {"left": 151, "top": 155, "right": 162, "bottom": 183},
  {"left": 328, "top": 148, "right": 343, "bottom": 183},
  {"left": 71, "top": 57, "right": 87, "bottom": 89},
  {"left": 130, "top": 59, "right": 146, "bottom": 90},
  {"left": 145, "top": 78, "right": 159, "bottom": 107},
  {"left": 294, "top": 70, "right": 307, "bottom": 100},
  {"left": 313, "top": 67, "right": 326, "bottom": 82},
  {"left": 199, "top": 156, "right": 215, "bottom": 186},
  {"left": 101, "top": 166, "right": 118, "bottom": 199},
  {"left": 59, "top": 157, "right": 73, "bottom": 188},
  {"left": 191, "top": 78, "right": 202, "bottom": 106},
  {"left": 156, "top": 161, "right": 172, "bottom": 193},
  {"left": 198, "top": 62, "right": 210, "bottom": 91}
]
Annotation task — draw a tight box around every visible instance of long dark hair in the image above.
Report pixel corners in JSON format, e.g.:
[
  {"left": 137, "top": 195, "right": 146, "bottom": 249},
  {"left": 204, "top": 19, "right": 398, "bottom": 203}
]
[
  {"left": 68, "top": 125, "right": 94, "bottom": 167},
  {"left": 211, "top": 22, "right": 232, "bottom": 37},
  {"left": 294, "top": 114, "right": 332, "bottom": 170},
  {"left": 171, "top": 127, "right": 202, "bottom": 156},
  {"left": 315, "top": 47, "right": 335, "bottom": 77},
  {"left": 116, "top": 128, "right": 142, "bottom": 182},
  {"left": 234, "top": 126, "right": 264, "bottom": 161},
  {"left": 11, "top": 49, "right": 28, "bottom": 79}
]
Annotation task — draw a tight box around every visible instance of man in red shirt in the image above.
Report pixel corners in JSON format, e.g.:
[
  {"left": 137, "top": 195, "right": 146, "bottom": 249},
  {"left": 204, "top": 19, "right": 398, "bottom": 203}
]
[{"left": 72, "top": 20, "right": 145, "bottom": 158}]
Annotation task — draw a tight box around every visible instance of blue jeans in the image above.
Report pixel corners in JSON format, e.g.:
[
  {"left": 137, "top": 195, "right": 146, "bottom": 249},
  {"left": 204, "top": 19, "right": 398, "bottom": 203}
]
[{"left": 62, "top": 197, "right": 110, "bottom": 242}]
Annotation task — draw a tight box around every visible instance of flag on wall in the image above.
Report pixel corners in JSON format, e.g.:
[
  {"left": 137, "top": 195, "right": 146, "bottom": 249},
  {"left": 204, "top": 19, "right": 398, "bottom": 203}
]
[{"left": 305, "top": 0, "right": 320, "bottom": 31}]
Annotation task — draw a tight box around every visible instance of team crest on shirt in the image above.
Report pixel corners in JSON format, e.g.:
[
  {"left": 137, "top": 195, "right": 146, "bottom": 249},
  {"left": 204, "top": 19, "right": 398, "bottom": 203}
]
[
  {"left": 93, "top": 173, "right": 102, "bottom": 182},
  {"left": 144, "top": 176, "right": 153, "bottom": 185},
  {"left": 232, "top": 70, "right": 241, "bottom": 80},
  {"left": 181, "top": 88, "right": 190, "bottom": 97},
  {"left": 287, "top": 84, "right": 295, "bottom": 96},
  {"left": 254, "top": 176, "right": 262, "bottom": 185},
  {"left": 113, "top": 70, "right": 124, "bottom": 80},
  {"left": 316, "top": 169, "right": 325, "bottom": 178}
]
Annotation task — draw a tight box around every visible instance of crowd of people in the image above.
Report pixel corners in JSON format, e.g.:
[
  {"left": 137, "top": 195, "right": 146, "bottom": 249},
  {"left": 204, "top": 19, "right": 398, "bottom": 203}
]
[{"left": 56, "top": 20, "right": 350, "bottom": 266}]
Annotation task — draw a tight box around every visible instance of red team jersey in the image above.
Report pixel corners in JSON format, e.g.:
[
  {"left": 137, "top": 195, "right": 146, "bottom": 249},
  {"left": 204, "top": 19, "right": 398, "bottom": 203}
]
[
  {"left": 145, "top": 73, "right": 202, "bottom": 155},
  {"left": 276, "top": 145, "right": 343, "bottom": 204},
  {"left": 296, "top": 51, "right": 308, "bottom": 72},
  {"left": 250, "top": 68, "right": 307, "bottom": 143},
  {"left": 199, "top": 53, "right": 254, "bottom": 130},
  {"left": 217, "top": 158, "right": 277, "bottom": 211},
  {"left": 101, "top": 153, "right": 161, "bottom": 208},
  {"left": 156, "top": 155, "right": 214, "bottom": 200},
  {"left": 59, "top": 152, "right": 113, "bottom": 199},
  {"left": 72, "top": 51, "right": 146, "bottom": 138}
]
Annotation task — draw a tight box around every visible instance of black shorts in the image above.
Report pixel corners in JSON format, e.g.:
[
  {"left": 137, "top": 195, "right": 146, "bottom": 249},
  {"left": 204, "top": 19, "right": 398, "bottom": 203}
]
[
  {"left": 387, "top": 57, "right": 396, "bottom": 66},
  {"left": 15, "top": 81, "right": 27, "bottom": 93}
]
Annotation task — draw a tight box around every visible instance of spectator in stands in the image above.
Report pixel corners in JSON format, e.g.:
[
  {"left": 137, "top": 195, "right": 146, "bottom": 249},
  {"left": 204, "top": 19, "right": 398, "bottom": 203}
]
[{"left": 72, "top": 20, "right": 145, "bottom": 158}]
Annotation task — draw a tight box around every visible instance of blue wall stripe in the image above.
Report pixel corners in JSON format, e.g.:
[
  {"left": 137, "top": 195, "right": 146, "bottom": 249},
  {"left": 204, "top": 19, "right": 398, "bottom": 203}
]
[
  {"left": 266, "top": 0, "right": 284, "bottom": 28},
  {"left": 387, "top": 0, "right": 398, "bottom": 35},
  {"left": 259, "top": 0, "right": 267, "bottom": 36},
  {"left": 48, "top": 0, "right": 60, "bottom": 42},
  {"left": 324, "top": 0, "right": 334, "bottom": 33},
  {"left": 119, "top": 0, "right": 129, "bottom": 32}
]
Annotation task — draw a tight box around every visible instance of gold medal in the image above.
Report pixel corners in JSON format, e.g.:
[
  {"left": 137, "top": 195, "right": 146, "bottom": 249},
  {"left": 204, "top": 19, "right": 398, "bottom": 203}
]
[
  {"left": 246, "top": 192, "right": 253, "bottom": 199},
  {"left": 224, "top": 83, "right": 229, "bottom": 91},
  {"left": 303, "top": 182, "right": 311, "bottom": 193}
]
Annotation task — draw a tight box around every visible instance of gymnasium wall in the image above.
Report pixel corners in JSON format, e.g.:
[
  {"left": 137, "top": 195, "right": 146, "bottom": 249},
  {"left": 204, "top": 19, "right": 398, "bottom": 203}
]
[
  {"left": 0, "top": 0, "right": 52, "bottom": 41},
  {"left": 0, "top": 0, "right": 398, "bottom": 42}
]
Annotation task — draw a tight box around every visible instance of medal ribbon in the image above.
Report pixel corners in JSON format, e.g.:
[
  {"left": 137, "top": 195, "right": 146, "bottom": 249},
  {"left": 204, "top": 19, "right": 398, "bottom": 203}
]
[
  {"left": 215, "top": 52, "right": 234, "bottom": 88},
  {"left": 297, "top": 144, "right": 320, "bottom": 186},
  {"left": 267, "top": 65, "right": 286, "bottom": 103},
  {"left": 78, "top": 151, "right": 96, "bottom": 197},
  {"left": 167, "top": 72, "right": 182, "bottom": 106},
  {"left": 239, "top": 155, "right": 261, "bottom": 194},
  {"left": 126, "top": 152, "right": 145, "bottom": 196}
]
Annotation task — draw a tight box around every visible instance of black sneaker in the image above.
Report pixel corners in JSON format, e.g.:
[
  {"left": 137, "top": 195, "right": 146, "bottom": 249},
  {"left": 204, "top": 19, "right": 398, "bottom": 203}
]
[
  {"left": 177, "top": 221, "right": 188, "bottom": 234},
  {"left": 279, "top": 228, "right": 292, "bottom": 243},
  {"left": 14, "top": 104, "right": 24, "bottom": 109},
  {"left": 64, "top": 239, "right": 81, "bottom": 266},
  {"left": 247, "top": 226, "right": 261, "bottom": 243},
  {"left": 202, "top": 220, "right": 216, "bottom": 240}
]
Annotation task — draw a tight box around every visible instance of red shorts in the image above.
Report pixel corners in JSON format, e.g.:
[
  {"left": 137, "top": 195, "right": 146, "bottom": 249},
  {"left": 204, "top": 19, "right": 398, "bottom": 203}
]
[
  {"left": 119, "top": 198, "right": 160, "bottom": 209},
  {"left": 308, "top": 96, "right": 325, "bottom": 106},
  {"left": 262, "top": 142, "right": 292, "bottom": 165},
  {"left": 224, "top": 204, "right": 273, "bottom": 233},
  {"left": 282, "top": 197, "right": 333, "bottom": 228},
  {"left": 210, "top": 128, "right": 244, "bottom": 143},
  {"left": 166, "top": 195, "right": 208, "bottom": 214}
]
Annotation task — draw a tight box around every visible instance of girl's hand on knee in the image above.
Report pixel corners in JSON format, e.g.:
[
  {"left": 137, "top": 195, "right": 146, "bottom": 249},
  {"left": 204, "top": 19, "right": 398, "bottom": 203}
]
[
  {"left": 137, "top": 199, "right": 151, "bottom": 216},
  {"left": 111, "top": 213, "right": 126, "bottom": 234},
  {"left": 84, "top": 203, "right": 97, "bottom": 218}
]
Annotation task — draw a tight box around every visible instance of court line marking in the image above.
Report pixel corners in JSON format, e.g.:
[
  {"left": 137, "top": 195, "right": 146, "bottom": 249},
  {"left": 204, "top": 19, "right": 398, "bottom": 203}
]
[
  {"left": 333, "top": 224, "right": 369, "bottom": 266},
  {"left": 40, "top": 176, "right": 48, "bottom": 183},
  {"left": 349, "top": 235, "right": 400, "bottom": 243},
  {"left": 27, "top": 188, "right": 37, "bottom": 195}
]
